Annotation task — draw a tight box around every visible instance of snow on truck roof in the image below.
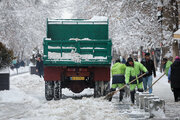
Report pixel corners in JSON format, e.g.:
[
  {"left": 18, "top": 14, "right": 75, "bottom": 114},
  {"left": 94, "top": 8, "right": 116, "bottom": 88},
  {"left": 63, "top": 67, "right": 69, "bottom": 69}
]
[
  {"left": 48, "top": 16, "right": 108, "bottom": 25},
  {"left": 86, "top": 16, "right": 108, "bottom": 21},
  {"left": 174, "top": 29, "right": 180, "bottom": 35},
  {"left": 173, "top": 29, "right": 180, "bottom": 39}
]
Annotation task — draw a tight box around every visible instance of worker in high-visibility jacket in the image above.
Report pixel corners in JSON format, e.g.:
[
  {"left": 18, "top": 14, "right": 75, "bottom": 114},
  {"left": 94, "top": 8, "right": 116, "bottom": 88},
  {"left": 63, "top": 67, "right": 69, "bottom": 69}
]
[
  {"left": 162, "top": 58, "right": 172, "bottom": 76},
  {"left": 125, "top": 57, "right": 148, "bottom": 104},
  {"left": 109, "top": 59, "right": 126, "bottom": 102}
]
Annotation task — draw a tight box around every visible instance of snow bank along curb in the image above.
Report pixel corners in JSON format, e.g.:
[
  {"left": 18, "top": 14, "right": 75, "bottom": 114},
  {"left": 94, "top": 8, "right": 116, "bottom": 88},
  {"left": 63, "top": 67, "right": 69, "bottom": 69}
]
[
  {"left": 135, "top": 92, "right": 166, "bottom": 118},
  {"left": 10, "top": 66, "right": 30, "bottom": 76}
]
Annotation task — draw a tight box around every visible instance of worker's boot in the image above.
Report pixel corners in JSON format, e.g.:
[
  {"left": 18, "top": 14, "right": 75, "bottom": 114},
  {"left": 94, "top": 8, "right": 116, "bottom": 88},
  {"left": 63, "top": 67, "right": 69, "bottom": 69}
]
[
  {"left": 138, "top": 88, "right": 143, "bottom": 92},
  {"left": 130, "top": 90, "right": 135, "bottom": 104},
  {"left": 108, "top": 88, "right": 115, "bottom": 101},
  {"left": 173, "top": 89, "right": 178, "bottom": 102}
]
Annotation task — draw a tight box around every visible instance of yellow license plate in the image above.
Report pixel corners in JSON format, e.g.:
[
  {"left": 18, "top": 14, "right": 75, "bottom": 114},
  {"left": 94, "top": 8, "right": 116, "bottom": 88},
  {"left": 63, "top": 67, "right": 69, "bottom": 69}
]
[{"left": 71, "top": 77, "right": 85, "bottom": 80}]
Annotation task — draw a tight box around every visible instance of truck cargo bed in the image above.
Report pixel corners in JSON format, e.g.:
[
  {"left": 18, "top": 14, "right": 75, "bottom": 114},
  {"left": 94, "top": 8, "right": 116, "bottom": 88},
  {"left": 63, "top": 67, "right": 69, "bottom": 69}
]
[
  {"left": 43, "top": 38, "right": 112, "bottom": 66},
  {"left": 43, "top": 18, "right": 112, "bottom": 66}
]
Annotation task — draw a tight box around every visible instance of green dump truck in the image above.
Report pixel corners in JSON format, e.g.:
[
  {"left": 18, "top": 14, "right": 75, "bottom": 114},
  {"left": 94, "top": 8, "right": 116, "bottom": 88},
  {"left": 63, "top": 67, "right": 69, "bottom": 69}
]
[{"left": 43, "top": 17, "right": 112, "bottom": 100}]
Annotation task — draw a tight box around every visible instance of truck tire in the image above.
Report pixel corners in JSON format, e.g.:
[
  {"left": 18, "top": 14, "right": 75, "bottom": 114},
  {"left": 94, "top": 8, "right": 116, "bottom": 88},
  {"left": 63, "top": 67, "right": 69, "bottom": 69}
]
[
  {"left": 103, "top": 81, "right": 110, "bottom": 96},
  {"left": 45, "top": 81, "right": 54, "bottom": 101},
  {"left": 54, "top": 81, "right": 62, "bottom": 100},
  {"left": 94, "top": 81, "right": 110, "bottom": 98},
  {"left": 94, "top": 81, "right": 99, "bottom": 98}
]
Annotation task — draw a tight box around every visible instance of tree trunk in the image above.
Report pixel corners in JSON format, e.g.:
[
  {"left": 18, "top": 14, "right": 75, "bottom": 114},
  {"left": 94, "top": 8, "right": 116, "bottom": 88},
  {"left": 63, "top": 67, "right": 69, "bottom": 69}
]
[
  {"left": 140, "top": 46, "right": 143, "bottom": 61},
  {"left": 172, "top": 40, "right": 179, "bottom": 61}
]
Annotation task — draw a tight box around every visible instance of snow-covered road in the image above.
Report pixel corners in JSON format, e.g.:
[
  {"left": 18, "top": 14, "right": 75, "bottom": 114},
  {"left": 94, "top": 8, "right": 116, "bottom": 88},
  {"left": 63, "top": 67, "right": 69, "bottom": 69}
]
[
  {"left": 0, "top": 71, "right": 180, "bottom": 120},
  {"left": 0, "top": 73, "right": 129, "bottom": 120}
]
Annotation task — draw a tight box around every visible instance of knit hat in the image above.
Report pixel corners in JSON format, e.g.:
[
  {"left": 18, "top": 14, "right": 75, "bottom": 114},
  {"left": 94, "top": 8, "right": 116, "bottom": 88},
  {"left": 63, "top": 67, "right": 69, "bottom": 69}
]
[
  {"left": 175, "top": 56, "right": 180, "bottom": 60},
  {"left": 127, "top": 57, "right": 133, "bottom": 62}
]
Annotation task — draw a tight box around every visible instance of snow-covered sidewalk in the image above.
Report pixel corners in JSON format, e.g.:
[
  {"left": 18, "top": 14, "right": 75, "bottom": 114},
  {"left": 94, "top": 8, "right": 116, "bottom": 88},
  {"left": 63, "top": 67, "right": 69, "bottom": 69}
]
[
  {"left": 153, "top": 71, "right": 180, "bottom": 119},
  {"left": 10, "top": 66, "right": 30, "bottom": 76}
]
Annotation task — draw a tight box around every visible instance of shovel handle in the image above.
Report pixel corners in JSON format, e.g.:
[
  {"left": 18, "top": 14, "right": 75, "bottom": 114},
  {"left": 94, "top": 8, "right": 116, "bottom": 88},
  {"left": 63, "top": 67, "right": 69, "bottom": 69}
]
[{"left": 145, "top": 73, "right": 166, "bottom": 92}]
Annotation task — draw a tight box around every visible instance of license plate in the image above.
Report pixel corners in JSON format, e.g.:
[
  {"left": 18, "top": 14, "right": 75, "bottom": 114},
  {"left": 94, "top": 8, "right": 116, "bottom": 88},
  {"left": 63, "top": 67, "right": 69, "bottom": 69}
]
[{"left": 71, "top": 77, "right": 85, "bottom": 80}]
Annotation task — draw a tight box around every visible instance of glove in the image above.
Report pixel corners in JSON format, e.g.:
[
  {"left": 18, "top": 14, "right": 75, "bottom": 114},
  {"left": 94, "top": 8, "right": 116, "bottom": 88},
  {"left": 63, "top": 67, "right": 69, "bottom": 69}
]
[
  {"left": 145, "top": 71, "right": 149, "bottom": 75},
  {"left": 126, "top": 83, "right": 130, "bottom": 86}
]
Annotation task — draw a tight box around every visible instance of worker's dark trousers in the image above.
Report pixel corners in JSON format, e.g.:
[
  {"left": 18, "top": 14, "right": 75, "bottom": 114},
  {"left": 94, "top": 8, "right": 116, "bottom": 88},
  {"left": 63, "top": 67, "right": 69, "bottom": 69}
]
[
  {"left": 130, "top": 90, "right": 135, "bottom": 104},
  {"left": 130, "top": 89, "right": 143, "bottom": 104},
  {"left": 38, "top": 71, "right": 44, "bottom": 78},
  {"left": 109, "top": 88, "right": 124, "bottom": 102},
  {"left": 119, "top": 89, "right": 124, "bottom": 102},
  {"left": 173, "top": 88, "right": 180, "bottom": 102}
]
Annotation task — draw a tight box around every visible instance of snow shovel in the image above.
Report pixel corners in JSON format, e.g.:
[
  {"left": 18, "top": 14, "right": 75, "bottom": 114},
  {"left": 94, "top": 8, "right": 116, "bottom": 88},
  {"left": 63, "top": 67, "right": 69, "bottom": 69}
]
[
  {"left": 145, "top": 73, "right": 166, "bottom": 92},
  {"left": 104, "top": 73, "right": 146, "bottom": 100}
]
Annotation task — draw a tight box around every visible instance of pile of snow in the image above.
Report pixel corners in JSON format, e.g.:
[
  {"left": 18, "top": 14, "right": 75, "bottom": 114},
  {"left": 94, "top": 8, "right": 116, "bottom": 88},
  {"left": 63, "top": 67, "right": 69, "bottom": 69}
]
[
  {"left": 48, "top": 51, "right": 107, "bottom": 62},
  {"left": 47, "top": 42, "right": 108, "bottom": 61},
  {"left": 48, "top": 46, "right": 76, "bottom": 49},
  {"left": 80, "top": 47, "right": 105, "bottom": 50},
  {"left": 0, "top": 86, "right": 39, "bottom": 104},
  {"left": 0, "top": 73, "right": 42, "bottom": 103},
  {"left": 69, "top": 38, "right": 91, "bottom": 41},
  {"left": 30, "top": 97, "right": 127, "bottom": 120},
  {"left": 87, "top": 16, "right": 108, "bottom": 21},
  {"left": 0, "top": 73, "right": 128, "bottom": 120},
  {"left": 150, "top": 103, "right": 166, "bottom": 119},
  {"left": 48, "top": 46, "right": 61, "bottom": 49},
  {"left": 45, "top": 38, "right": 52, "bottom": 41}
]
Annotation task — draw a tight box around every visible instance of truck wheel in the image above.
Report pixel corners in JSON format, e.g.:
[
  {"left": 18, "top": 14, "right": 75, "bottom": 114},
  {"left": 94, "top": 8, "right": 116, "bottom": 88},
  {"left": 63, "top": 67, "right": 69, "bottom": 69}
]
[
  {"left": 45, "top": 81, "right": 54, "bottom": 101},
  {"left": 54, "top": 81, "right": 62, "bottom": 100},
  {"left": 94, "top": 81, "right": 110, "bottom": 98},
  {"left": 94, "top": 81, "right": 101, "bottom": 98},
  {"left": 103, "top": 81, "right": 110, "bottom": 96}
]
